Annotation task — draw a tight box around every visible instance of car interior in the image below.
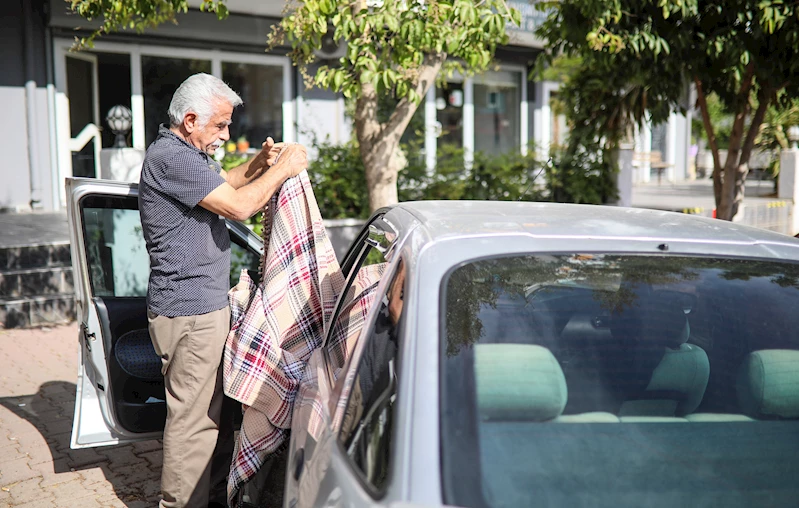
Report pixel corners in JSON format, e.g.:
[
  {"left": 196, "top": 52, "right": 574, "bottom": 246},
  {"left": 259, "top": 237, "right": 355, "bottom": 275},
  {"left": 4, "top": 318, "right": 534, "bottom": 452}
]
[{"left": 444, "top": 255, "right": 799, "bottom": 506}]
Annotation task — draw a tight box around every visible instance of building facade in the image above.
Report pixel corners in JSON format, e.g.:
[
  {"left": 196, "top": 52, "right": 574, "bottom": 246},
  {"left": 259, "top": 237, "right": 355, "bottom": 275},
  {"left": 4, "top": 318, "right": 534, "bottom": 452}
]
[{"left": 2, "top": 0, "right": 689, "bottom": 213}]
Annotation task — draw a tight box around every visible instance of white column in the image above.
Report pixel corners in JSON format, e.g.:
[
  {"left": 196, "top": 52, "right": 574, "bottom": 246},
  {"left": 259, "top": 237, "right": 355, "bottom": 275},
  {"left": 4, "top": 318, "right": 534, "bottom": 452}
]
[
  {"left": 282, "top": 66, "right": 296, "bottom": 143},
  {"left": 637, "top": 119, "right": 652, "bottom": 183},
  {"left": 779, "top": 148, "right": 799, "bottom": 235},
  {"left": 211, "top": 52, "right": 222, "bottom": 78},
  {"left": 130, "top": 47, "right": 146, "bottom": 150},
  {"left": 616, "top": 143, "right": 635, "bottom": 207},
  {"left": 463, "top": 78, "right": 474, "bottom": 169},
  {"left": 425, "top": 87, "right": 437, "bottom": 173},
  {"left": 667, "top": 111, "right": 678, "bottom": 182},
  {"left": 520, "top": 73, "right": 529, "bottom": 156}
]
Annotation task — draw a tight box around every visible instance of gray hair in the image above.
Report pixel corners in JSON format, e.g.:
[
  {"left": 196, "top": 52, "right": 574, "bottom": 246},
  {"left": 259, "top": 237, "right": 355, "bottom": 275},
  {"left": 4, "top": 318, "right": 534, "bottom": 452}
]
[{"left": 168, "top": 73, "right": 243, "bottom": 128}]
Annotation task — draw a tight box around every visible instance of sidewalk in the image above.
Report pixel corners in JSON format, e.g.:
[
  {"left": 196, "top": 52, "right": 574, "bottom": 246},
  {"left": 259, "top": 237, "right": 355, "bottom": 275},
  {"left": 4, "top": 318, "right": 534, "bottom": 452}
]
[
  {"left": 631, "top": 177, "right": 781, "bottom": 212},
  {"left": 0, "top": 325, "right": 162, "bottom": 508}
]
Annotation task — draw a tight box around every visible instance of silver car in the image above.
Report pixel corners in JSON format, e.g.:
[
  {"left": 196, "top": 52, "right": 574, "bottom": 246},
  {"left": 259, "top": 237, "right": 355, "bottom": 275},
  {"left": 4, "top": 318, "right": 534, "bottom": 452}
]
[{"left": 68, "top": 178, "right": 799, "bottom": 507}]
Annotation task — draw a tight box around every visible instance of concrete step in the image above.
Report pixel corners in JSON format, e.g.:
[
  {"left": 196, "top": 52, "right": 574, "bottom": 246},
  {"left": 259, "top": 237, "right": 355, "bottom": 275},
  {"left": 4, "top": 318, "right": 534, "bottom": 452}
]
[
  {"left": 0, "top": 242, "right": 75, "bottom": 329},
  {"left": 0, "top": 293, "right": 76, "bottom": 329},
  {"left": 0, "top": 265, "right": 73, "bottom": 298},
  {"left": 0, "top": 242, "right": 71, "bottom": 270}
]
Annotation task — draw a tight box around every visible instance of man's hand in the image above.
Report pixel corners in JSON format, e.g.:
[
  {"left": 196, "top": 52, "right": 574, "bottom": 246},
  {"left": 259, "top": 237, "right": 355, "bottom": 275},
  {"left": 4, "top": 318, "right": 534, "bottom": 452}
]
[
  {"left": 249, "top": 137, "right": 285, "bottom": 174},
  {"left": 273, "top": 144, "right": 308, "bottom": 179}
]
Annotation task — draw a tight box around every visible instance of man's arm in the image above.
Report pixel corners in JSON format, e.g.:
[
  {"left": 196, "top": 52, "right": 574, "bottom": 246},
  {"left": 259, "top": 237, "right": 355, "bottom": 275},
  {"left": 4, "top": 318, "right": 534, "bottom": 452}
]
[
  {"left": 199, "top": 144, "right": 307, "bottom": 221},
  {"left": 222, "top": 137, "right": 285, "bottom": 190}
]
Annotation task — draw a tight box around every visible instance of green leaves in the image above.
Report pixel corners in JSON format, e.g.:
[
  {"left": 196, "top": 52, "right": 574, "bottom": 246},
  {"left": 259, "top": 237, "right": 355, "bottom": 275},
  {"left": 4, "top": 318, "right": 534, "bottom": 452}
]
[
  {"left": 280, "top": 0, "right": 518, "bottom": 104},
  {"left": 69, "top": 0, "right": 229, "bottom": 48}
]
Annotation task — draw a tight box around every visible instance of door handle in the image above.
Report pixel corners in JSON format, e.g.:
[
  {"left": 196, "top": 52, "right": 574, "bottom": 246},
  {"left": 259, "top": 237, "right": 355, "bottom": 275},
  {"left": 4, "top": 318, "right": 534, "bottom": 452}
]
[{"left": 293, "top": 447, "right": 305, "bottom": 481}]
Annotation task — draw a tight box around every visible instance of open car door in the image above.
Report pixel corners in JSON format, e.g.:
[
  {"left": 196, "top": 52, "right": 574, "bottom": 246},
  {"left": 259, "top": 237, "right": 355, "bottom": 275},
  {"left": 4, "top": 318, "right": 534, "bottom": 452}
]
[{"left": 66, "top": 177, "right": 263, "bottom": 449}]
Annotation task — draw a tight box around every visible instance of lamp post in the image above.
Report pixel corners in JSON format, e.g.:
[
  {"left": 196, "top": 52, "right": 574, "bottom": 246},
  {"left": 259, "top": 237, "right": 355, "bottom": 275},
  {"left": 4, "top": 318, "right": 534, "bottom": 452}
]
[
  {"left": 788, "top": 125, "right": 799, "bottom": 150},
  {"left": 106, "top": 105, "right": 133, "bottom": 148}
]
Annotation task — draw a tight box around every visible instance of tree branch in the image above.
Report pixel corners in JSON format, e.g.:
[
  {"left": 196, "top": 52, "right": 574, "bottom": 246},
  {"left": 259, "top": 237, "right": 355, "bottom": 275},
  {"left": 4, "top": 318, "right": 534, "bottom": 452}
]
[
  {"left": 384, "top": 52, "right": 446, "bottom": 139},
  {"left": 354, "top": 82, "right": 381, "bottom": 146},
  {"left": 717, "top": 62, "right": 755, "bottom": 219},
  {"left": 694, "top": 76, "right": 722, "bottom": 204},
  {"left": 726, "top": 62, "right": 756, "bottom": 169},
  {"left": 739, "top": 87, "right": 771, "bottom": 171}
]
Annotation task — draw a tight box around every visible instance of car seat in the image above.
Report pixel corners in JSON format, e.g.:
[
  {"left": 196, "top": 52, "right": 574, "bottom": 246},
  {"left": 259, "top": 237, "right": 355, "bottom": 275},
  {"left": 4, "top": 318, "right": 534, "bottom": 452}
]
[{"left": 611, "top": 292, "right": 710, "bottom": 417}]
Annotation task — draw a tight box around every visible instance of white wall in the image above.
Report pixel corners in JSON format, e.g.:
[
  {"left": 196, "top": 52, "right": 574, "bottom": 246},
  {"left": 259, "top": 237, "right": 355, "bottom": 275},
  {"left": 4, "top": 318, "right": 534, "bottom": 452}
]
[{"left": 0, "top": 86, "right": 53, "bottom": 211}]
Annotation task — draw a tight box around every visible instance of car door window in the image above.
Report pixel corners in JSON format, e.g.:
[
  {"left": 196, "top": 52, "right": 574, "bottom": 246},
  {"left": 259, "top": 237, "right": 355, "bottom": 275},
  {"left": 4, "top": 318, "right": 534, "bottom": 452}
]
[
  {"left": 338, "top": 258, "right": 406, "bottom": 493},
  {"left": 229, "top": 235, "right": 260, "bottom": 287},
  {"left": 82, "top": 196, "right": 149, "bottom": 297},
  {"left": 81, "top": 194, "right": 261, "bottom": 296},
  {"left": 325, "top": 218, "right": 396, "bottom": 377}
]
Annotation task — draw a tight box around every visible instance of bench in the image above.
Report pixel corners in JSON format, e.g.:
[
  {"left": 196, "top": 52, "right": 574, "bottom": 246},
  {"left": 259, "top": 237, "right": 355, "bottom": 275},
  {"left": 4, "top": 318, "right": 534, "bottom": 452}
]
[{"left": 633, "top": 150, "right": 673, "bottom": 184}]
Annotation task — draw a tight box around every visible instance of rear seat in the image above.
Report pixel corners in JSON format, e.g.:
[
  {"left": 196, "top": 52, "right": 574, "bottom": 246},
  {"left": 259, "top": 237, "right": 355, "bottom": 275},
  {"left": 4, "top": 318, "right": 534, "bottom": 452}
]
[
  {"left": 689, "top": 349, "right": 799, "bottom": 422},
  {"left": 473, "top": 344, "right": 627, "bottom": 423},
  {"left": 474, "top": 344, "right": 799, "bottom": 424},
  {"left": 612, "top": 293, "right": 710, "bottom": 418},
  {"left": 474, "top": 343, "right": 567, "bottom": 422}
]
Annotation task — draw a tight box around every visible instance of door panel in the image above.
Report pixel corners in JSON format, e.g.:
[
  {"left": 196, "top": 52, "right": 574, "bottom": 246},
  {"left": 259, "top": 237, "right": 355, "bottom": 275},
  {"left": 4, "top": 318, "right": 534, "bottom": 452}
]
[
  {"left": 94, "top": 297, "right": 164, "bottom": 433},
  {"left": 68, "top": 178, "right": 263, "bottom": 448}
]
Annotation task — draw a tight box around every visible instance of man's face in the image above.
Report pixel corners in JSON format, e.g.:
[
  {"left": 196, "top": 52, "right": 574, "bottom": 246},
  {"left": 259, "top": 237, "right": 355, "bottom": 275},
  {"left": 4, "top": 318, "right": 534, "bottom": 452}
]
[{"left": 188, "top": 99, "right": 234, "bottom": 155}]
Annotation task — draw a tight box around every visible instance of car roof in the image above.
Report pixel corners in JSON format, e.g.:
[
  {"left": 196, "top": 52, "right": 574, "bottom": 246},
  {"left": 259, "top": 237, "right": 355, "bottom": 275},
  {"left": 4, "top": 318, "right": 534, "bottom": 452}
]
[{"left": 388, "top": 200, "right": 799, "bottom": 259}]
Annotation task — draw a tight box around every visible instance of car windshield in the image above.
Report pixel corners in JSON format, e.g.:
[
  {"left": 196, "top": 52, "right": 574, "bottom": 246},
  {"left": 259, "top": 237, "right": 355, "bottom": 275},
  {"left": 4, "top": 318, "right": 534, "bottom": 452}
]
[{"left": 441, "top": 254, "right": 799, "bottom": 508}]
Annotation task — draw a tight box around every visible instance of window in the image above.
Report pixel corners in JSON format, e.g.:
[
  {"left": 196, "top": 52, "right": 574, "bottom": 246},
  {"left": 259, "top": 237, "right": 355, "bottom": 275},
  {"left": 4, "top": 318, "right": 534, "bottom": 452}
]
[
  {"left": 81, "top": 196, "right": 149, "bottom": 297},
  {"left": 222, "top": 62, "right": 284, "bottom": 147},
  {"left": 81, "top": 194, "right": 260, "bottom": 297},
  {"left": 548, "top": 90, "right": 568, "bottom": 149},
  {"left": 441, "top": 254, "right": 799, "bottom": 508},
  {"left": 338, "top": 257, "right": 406, "bottom": 493},
  {"left": 474, "top": 71, "right": 521, "bottom": 156},
  {"left": 96, "top": 52, "right": 133, "bottom": 148},
  {"left": 325, "top": 225, "right": 391, "bottom": 376},
  {"left": 436, "top": 82, "right": 464, "bottom": 149},
  {"left": 229, "top": 236, "right": 260, "bottom": 288},
  {"left": 142, "top": 56, "right": 212, "bottom": 146}
]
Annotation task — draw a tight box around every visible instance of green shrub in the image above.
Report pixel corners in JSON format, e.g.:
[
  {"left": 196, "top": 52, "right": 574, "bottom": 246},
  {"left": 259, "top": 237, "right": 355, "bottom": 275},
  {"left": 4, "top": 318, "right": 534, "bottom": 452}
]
[
  {"left": 221, "top": 134, "right": 609, "bottom": 225},
  {"left": 305, "top": 139, "right": 370, "bottom": 219},
  {"left": 546, "top": 144, "right": 617, "bottom": 205},
  {"left": 400, "top": 141, "right": 546, "bottom": 202}
]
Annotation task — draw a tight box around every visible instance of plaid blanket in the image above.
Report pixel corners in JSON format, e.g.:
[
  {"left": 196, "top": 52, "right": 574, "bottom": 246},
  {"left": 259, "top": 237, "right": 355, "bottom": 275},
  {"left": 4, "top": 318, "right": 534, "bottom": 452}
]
[{"left": 224, "top": 170, "right": 384, "bottom": 503}]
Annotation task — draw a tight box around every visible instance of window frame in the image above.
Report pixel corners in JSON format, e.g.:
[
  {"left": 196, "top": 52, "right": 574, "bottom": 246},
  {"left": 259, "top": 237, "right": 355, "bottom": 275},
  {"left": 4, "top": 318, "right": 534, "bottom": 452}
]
[
  {"left": 53, "top": 38, "right": 295, "bottom": 207},
  {"left": 330, "top": 252, "right": 407, "bottom": 500}
]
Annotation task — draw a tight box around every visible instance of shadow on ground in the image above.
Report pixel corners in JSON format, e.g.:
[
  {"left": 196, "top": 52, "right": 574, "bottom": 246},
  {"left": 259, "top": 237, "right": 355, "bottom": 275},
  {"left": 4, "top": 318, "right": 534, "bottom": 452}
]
[{"left": 0, "top": 380, "right": 162, "bottom": 506}]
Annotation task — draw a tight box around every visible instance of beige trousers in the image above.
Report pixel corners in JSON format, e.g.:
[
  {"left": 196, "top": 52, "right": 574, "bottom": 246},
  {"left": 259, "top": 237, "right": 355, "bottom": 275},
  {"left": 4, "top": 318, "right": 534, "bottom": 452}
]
[{"left": 148, "top": 306, "right": 232, "bottom": 508}]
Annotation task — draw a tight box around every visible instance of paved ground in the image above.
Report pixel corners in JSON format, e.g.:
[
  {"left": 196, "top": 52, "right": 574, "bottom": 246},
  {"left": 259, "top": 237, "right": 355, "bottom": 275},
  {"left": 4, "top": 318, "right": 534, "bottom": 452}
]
[
  {"left": 0, "top": 325, "right": 163, "bottom": 508},
  {"left": 631, "top": 176, "right": 780, "bottom": 212}
]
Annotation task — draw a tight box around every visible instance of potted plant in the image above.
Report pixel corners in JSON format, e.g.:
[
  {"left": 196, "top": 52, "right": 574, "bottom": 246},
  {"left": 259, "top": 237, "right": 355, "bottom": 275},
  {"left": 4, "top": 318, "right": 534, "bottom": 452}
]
[{"left": 236, "top": 135, "right": 250, "bottom": 153}]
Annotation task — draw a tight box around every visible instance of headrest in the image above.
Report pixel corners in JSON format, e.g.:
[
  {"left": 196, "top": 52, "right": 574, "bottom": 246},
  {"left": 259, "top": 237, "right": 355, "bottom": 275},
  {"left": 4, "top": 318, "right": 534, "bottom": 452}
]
[
  {"left": 474, "top": 344, "right": 566, "bottom": 421},
  {"left": 737, "top": 349, "right": 799, "bottom": 419},
  {"left": 621, "top": 343, "right": 709, "bottom": 416},
  {"left": 611, "top": 292, "right": 690, "bottom": 348}
]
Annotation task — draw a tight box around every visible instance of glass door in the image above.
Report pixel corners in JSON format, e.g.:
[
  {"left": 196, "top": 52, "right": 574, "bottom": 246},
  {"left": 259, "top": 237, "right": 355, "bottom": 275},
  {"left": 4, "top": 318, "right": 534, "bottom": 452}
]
[{"left": 65, "top": 53, "right": 101, "bottom": 178}]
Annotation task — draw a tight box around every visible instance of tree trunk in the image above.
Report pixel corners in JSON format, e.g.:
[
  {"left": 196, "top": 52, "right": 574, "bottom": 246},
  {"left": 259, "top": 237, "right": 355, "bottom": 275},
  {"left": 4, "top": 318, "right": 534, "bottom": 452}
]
[
  {"left": 706, "top": 64, "right": 755, "bottom": 221},
  {"left": 694, "top": 78, "right": 723, "bottom": 207},
  {"left": 730, "top": 89, "right": 771, "bottom": 218},
  {"left": 353, "top": 54, "right": 445, "bottom": 212}
]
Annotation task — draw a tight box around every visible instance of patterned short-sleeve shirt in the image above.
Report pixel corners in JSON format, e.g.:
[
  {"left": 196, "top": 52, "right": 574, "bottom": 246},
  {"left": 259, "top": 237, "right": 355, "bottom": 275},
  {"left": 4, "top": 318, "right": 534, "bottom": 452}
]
[{"left": 139, "top": 125, "right": 230, "bottom": 317}]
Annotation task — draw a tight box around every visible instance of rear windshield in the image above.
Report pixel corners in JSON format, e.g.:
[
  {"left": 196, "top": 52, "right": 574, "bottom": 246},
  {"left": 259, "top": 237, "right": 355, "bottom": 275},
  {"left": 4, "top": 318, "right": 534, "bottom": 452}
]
[{"left": 441, "top": 254, "right": 799, "bottom": 508}]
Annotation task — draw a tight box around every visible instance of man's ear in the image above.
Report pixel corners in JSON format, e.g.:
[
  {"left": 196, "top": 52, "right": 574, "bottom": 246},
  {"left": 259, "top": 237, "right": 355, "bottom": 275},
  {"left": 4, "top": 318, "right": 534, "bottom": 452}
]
[{"left": 183, "top": 112, "right": 198, "bottom": 133}]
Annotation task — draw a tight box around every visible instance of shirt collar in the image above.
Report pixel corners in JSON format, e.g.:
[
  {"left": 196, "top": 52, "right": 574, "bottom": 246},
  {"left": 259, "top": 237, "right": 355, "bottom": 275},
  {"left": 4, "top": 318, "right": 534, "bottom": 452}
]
[
  {"left": 157, "top": 124, "right": 223, "bottom": 173},
  {"left": 158, "top": 124, "right": 210, "bottom": 158}
]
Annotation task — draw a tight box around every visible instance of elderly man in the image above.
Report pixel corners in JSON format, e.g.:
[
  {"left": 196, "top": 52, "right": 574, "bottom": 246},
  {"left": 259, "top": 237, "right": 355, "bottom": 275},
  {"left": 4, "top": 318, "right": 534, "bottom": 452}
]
[{"left": 138, "top": 73, "right": 307, "bottom": 508}]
